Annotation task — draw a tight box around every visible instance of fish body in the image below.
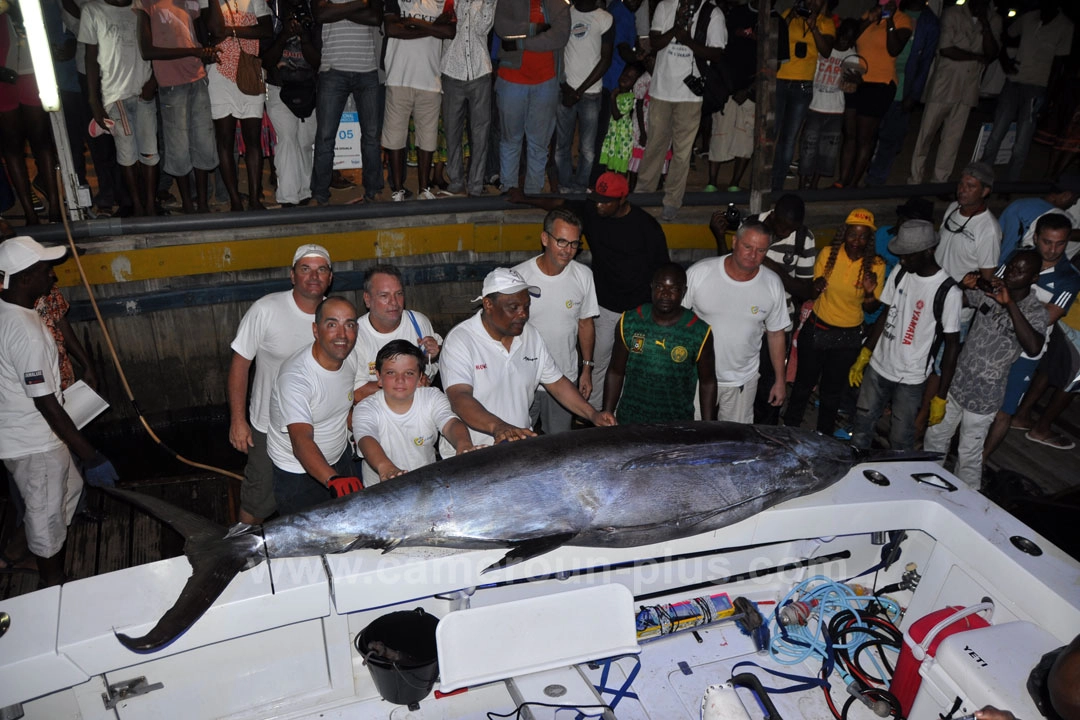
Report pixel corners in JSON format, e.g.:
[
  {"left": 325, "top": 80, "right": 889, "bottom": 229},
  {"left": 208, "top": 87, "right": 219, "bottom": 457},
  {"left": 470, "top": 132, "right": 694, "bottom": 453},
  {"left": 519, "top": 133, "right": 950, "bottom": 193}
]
[{"left": 110, "top": 422, "right": 863, "bottom": 652}]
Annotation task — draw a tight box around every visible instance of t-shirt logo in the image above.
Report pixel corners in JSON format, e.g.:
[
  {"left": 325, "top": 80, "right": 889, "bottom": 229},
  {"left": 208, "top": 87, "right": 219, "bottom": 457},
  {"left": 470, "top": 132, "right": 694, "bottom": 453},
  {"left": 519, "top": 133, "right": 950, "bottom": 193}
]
[
  {"left": 23, "top": 370, "right": 44, "bottom": 386},
  {"left": 630, "top": 333, "right": 646, "bottom": 353},
  {"left": 750, "top": 305, "right": 760, "bottom": 315},
  {"left": 413, "top": 436, "right": 425, "bottom": 446},
  {"left": 565, "top": 299, "right": 574, "bottom": 309},
  {"left": 571, "top": 21, "right": 590, "bottom": 39},
  {"left": 670, "top": 346, "right": 688, "bottom": 363}
]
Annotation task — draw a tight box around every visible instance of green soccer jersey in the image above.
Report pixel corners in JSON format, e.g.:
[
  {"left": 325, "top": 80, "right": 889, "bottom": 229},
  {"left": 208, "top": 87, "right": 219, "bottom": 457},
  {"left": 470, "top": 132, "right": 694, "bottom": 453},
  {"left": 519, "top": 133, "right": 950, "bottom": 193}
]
[{"left": 616, "top": 304, "right": 711, "bottom": 424}]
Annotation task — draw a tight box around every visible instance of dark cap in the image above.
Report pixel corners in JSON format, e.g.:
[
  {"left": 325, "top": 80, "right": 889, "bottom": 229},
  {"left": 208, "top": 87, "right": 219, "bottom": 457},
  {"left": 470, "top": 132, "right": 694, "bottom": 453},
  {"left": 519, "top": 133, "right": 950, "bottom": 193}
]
[
  {"left": 888, "top": 219, "right": 938, "bottom": 256},
  {"left": 960, "top": 162, "right": 995, "bottom": 189},
  {"left": 896, "top": 197, "right": 934, "bottom": 223}
]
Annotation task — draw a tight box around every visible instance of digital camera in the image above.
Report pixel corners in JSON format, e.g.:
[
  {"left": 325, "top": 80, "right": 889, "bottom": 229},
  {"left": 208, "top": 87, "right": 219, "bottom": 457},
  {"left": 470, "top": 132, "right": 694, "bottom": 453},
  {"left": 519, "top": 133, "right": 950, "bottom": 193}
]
[{"left": 683, "top": 74, "right": 706, "bottom": 97}]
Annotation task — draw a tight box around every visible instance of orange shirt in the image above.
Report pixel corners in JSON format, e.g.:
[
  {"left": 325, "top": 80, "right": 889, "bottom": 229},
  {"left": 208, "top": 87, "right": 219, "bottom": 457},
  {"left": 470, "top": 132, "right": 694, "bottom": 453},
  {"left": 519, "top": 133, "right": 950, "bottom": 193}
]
[
  {"left": 498, "top": 0, "right": 556, "bottom": 85},
  {"left": 857, "top": 10, "right": 913, "bottom": 85}
]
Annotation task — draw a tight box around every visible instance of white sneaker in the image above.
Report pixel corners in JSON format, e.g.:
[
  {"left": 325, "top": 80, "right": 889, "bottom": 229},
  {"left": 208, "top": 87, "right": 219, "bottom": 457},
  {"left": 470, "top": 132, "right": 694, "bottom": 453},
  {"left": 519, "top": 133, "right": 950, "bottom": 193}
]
[
  {"left": 391, "top": 189, "right": 407, "bottom": 202},
  {"left": 418, "top": 187, "right": 438, "bottom": 200}
]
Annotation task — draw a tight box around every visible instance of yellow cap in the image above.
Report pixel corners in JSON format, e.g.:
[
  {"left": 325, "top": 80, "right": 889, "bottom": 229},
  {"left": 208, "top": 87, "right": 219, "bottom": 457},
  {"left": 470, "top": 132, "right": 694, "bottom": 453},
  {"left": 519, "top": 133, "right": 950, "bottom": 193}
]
[{"left": 844, "top": 208, "right": 876, "bottom": 231}]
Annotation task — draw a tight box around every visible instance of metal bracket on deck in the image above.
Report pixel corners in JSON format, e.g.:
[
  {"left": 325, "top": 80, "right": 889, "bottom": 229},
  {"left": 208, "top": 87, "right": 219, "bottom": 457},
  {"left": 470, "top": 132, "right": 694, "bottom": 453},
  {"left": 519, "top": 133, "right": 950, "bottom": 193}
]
[{"left": 101, "top": 677, "right": 164, "bottom": 710}]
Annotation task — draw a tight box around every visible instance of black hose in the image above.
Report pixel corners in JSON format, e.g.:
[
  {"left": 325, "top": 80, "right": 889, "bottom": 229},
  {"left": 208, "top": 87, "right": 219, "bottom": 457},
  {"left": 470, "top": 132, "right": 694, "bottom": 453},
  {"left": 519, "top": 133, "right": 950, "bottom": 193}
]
[{"left": 730, "top": 672, "right": 785, "bottom": 720}]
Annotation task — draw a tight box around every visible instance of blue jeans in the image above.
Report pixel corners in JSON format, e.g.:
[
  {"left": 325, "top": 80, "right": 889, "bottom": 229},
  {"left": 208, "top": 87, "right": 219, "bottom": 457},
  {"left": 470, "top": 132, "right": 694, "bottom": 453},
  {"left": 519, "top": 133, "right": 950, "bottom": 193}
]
[
  {"left": 865, "top": 100, "right": 908, "bottom": 186},
  {"left": 851, "top": 365, "right": 925, "bottom": 451},
  {"left": 771, "top": 79, "right": 813, "bottom": 190},
  {"left": 555, "top": 92, "right": 601, "bottom": 191},
  {"left": 981, "top": 80, "right": 1046, "bottom": 182},
  {"left": 496, "top": 76, "right": 559, "bottom": 193},
  {"left": 312, "top": 69, "right": 384, "bottom": 202}
]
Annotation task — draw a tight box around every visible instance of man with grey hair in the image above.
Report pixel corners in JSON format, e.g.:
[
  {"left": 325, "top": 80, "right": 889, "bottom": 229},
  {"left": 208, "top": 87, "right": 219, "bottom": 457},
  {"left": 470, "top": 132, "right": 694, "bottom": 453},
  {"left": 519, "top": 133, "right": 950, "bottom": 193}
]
[
  {"left": 849, "top": 220, "right": 962, "bottom": 450},
  {"left": 353, "top": 264, "right": 443, "bottom": 404},
  {"left": 441, "top": 267, "right": 615, "bottom": 446},
  {"left": 683, "top": 220, "right": 790, "bottom": 423},
  {"left": 228, "top": 243, "right": 333, "bottom": 524},
  {"left": 513, "top": 208, "right": 599, "bottom": 433}
]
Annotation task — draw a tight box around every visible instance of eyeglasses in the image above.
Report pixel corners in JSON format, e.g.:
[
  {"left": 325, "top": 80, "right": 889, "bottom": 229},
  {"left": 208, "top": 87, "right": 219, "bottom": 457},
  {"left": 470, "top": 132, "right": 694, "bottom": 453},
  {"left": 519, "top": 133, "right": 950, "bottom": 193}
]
[
  {"left": 549, "top": 236, "right": 583, "bottom": 250},
  {"left": 942, "top": 208, "right": 974, "bottom": 238}
]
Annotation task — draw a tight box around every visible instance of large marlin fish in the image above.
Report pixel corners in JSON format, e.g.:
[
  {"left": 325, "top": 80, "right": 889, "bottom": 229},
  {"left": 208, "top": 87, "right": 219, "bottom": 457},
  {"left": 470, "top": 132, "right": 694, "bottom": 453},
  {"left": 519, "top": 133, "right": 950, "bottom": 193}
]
[{"left": 109, "top": 422, "right": 892, "bottom": 652}]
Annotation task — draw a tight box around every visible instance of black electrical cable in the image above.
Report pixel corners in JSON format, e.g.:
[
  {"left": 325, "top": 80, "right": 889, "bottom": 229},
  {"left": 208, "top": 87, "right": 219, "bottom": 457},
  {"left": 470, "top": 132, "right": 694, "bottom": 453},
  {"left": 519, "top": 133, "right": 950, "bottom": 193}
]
[{"left": 485, "top": 701, "right": 612, "bottom": 719}]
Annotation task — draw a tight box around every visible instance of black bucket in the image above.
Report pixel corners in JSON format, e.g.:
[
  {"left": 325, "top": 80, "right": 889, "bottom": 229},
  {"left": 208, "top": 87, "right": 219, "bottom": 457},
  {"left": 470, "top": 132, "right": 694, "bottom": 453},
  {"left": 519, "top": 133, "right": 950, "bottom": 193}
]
[{"left": 357, "top": 608, "right": 440, "bottom": 706}]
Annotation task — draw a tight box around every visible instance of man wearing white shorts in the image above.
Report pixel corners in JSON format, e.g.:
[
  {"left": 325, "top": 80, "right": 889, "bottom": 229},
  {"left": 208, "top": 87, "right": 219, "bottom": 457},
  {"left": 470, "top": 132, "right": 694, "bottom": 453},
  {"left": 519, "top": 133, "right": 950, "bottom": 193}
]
[
  {"left": 684, "top": 220, "right": 790, "bottom": 423},
  {"left": 382, "top": 0, "right": 455, "bottom": 201},
  {"left": 81, "top": 0, "right": 158, "bottom": 217}
]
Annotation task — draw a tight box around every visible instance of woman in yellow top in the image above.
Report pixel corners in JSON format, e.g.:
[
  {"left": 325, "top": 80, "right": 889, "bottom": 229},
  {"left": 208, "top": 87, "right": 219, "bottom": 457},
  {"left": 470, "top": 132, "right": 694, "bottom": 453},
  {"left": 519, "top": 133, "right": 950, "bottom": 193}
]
[
  {"left": 772, "top": 0, "right": 835, "bottom": 191},
  {"left": 835, "top": 0, "right": 911, "bottom": 189},
  {"left": 784, "top": 208, "right": 885, "bottom": 435}
]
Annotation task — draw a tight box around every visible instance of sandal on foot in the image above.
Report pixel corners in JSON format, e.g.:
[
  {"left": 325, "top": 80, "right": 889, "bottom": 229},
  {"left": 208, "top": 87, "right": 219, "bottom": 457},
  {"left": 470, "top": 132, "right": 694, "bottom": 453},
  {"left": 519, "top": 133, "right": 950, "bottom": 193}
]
[{"left": 1024, "top": 431, "right": 1075, "bottom": 450}]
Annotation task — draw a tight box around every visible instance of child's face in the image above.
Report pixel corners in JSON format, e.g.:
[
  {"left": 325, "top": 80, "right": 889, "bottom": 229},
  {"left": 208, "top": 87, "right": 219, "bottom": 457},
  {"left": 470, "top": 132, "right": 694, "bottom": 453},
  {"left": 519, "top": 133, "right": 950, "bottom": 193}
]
[
  {"left": 618, "top": 67, "right": 640, "bottom": 91},
  {"left": 378, "top": 355, "right": 423, "bottom": 402}
]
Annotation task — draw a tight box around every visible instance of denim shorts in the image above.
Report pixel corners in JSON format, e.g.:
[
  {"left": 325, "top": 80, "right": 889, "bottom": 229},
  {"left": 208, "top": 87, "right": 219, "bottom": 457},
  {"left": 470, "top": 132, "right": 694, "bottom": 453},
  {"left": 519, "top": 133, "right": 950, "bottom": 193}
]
[
  {"left": 159, "top": 77, "right": 219, "bottom": 176},
  {"left": 107, "top": 95, "right": 159, "bottom": 167}
]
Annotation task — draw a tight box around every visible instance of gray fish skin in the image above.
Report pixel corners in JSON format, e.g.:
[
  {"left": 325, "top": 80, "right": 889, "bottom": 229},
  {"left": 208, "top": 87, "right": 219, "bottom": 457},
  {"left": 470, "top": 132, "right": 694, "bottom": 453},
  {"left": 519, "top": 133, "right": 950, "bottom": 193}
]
[{"left": 110, "top": 421, "right": 858, "bottom": 652}]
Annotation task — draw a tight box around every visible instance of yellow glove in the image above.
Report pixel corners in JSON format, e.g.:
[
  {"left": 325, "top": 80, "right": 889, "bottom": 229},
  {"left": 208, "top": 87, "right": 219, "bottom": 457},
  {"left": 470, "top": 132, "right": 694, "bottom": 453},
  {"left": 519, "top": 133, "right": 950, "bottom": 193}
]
[
  {"left": 928, "top": 396, "right": 947, "bottom": 426},
  {"left": 849, "top": 347, "right": 872, "bottom": 387}
]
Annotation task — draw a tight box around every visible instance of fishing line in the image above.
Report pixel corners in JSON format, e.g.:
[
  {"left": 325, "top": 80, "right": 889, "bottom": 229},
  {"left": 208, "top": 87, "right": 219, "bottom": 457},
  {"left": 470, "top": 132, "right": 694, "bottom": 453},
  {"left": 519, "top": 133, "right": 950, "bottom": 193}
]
[{"left": 55, "top": 169, "right": 244, "bottom": 483}]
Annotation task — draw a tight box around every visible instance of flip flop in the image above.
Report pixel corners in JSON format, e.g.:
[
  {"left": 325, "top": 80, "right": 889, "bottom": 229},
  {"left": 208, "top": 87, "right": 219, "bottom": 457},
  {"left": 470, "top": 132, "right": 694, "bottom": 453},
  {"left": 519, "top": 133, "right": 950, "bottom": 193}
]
[
  {"left": 1024, "top": 431, "right": 1076, "bottom": 451},
  {"left": 1010, "top": 422, "right": 1031, "bottom": 431}
]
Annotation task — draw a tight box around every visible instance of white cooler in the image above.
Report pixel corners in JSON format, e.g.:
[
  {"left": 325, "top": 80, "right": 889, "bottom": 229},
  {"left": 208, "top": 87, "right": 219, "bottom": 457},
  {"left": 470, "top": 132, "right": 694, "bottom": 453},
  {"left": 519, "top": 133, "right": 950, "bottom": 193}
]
[{"left": 908, "top": 621, "right": 1060, "bottom": 719}]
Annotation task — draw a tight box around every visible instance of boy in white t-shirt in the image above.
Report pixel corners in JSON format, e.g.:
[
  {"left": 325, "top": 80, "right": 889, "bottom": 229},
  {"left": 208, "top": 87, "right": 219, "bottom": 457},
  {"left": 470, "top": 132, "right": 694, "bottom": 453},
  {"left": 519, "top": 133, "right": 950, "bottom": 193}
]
[
  {"left": 352, "top": 340, "right": 478, "bottom": 486},
  {"left": 798, "top": 18, "right": 857, "bottom": 190}
]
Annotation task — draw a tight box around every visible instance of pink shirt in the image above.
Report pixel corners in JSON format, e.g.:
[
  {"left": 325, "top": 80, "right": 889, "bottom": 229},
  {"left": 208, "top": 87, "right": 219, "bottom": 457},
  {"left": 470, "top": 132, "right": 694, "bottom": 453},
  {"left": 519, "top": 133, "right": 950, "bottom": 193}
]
[{"left": 140, "top": 0, "right": 207, "bottom": 87}]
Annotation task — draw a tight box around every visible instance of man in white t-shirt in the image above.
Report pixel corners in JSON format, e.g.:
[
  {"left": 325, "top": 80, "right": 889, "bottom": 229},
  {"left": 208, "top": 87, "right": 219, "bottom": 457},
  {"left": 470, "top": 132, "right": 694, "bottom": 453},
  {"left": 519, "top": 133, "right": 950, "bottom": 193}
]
[
  {"left": 441, "top": 267, "right": 615, "bottom": 446},
  {"left": 268, "top": 296, "right": 366, "bottom": 513},
  {"left": 555, "top": 0, "right": 613, "bottom": 193},
  {"left": 383, "top": 0, "right": 455, "bottom": 201},
  {"left": 683, "top": 220, "right": 790, "bottom": 423},
  {"left": 0, "top": 238, "right": 119, "bottom": 586},
  {"left": 849, "top": 221, "right": 962, "bottom": 451},
  {"left": 228, "top": 244, "right": 332, "bottom": 524},
  {"left": 635, "top": 0, "right": 726, "bottom": 221},
  {"left": 935, "top": 163, "right": 1001, "bottom": 330},
  {"left": 354, "top": 264, "right": 443, "bottom": 402},
  {"left": 80, "top": 0, "right": 157, "bottom": 217},
  {"left": 353, "top": 340, "right": 475, "bottom": 485},
  {"left": 513, "top": 208, "right": 600, "bottom": 434}
]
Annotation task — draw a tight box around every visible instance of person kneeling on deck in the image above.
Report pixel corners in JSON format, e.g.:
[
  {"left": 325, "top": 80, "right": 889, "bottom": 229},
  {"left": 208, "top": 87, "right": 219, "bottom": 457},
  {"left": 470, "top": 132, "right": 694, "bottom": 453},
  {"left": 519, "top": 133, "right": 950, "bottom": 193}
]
[
  {"left": 604, "top": 263, "right": 717, "bottom": 424},
  {"left": 441, "top": 267, "right": 616, "bottom": 447},
  {"left": 352, "top": 340, "right": 477, "bottom": 485},
  {"left": 849, "top": 220, "right": 962, "bottom": 451},
  {"left": 0, "top": 237, "right": 119, "bottom": 587},
  {"left": 923, "top": 250, "right": 1047, "bottom": 490},
  {"left": 267, "top": 297, "right": 366, "bottom": 513}
]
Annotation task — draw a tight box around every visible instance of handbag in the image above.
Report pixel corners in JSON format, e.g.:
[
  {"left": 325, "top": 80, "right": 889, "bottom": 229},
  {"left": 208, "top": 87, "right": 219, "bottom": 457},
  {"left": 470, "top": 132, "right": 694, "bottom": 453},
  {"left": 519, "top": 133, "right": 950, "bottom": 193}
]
[
  {"left": 228, "top": 0, "right": 265, "bottom": 96},
  {"left": 686, "top": 1, "right": 732, "bottom": 115}
]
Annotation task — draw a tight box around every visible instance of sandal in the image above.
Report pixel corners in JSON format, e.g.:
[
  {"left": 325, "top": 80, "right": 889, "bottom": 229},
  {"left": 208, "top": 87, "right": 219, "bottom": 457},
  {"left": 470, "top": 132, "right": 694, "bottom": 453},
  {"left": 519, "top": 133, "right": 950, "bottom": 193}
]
[{"left": 1024, "top": 431, "right": 1076, "bottom": 451}]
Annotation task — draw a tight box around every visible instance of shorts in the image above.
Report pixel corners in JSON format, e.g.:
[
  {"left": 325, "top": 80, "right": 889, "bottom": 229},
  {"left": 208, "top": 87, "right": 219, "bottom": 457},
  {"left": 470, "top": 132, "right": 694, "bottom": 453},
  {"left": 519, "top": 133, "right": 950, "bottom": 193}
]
[
  {"left": 708, "top": 96, "right": 754, "bottom": 163},
  {"left": 159, "top": 77, "right": 219, "bottom": 176},
  {"left": 207, "top": 62, "right": 265, "bottom": 120},
  {"left": 1000, "top": 354, "right": 1039, "bottom": 415},
  {"left": 849, "top": 81, "right": 895, "bottom": 119},
  {"left": 716, "top": 378, "right": 757, "bottom": 424},
  {"left": 107, "top": 95, "right": 160, "bottom": 167},
  {"left": 272, "top": 449, "right": 355, "bottom": 516},
  {"left": 4, "top": 446, "right": 83, "bottom": 558},
  {"left": 799, "top": 110, "right": 843, "bottom": 177},
  {"left": 0, "top": 74, "right": 42, "bottom": 112},
  {"left": 1043, "top": 324, "right": 1080, "bottom": 392},
  {"left": 240, "top": 428, "right": 276, "bottom": 519},
  {"left": 382, "top": 85, "right": 441, "bottom": 151}
]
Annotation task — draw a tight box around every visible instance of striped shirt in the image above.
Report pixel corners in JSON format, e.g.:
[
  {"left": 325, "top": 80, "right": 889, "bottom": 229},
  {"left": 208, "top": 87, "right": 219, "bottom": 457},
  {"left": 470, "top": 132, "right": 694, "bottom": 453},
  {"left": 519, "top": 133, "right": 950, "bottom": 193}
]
[
  {"left": 750, "top": 210, "right": 816, "bottom": 314},
  {"left": 320, "top": 0, "right": 380, "bottom": 73}
]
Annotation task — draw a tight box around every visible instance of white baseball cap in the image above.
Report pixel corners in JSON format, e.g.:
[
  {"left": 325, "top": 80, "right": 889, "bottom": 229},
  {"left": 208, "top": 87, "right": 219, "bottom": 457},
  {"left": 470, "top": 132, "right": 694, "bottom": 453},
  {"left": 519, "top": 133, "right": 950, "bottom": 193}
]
[
  {"left": 0, "top": 236, "right": 67, "bottom": 289},
  {"left": 292, "top": 243, "right": 331, "bottom": 266},
  {"left": 473, "top": 267, "right": 541, "bottom": 302}
]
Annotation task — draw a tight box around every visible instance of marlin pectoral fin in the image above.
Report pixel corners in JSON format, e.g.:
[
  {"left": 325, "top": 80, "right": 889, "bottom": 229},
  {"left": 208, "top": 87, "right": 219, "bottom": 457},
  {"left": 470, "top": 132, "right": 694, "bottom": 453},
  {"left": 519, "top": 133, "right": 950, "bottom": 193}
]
[
  {"left": 115, "top": 548, "right": 250, "bottom": 653},
  {"left": 622, "top": 442, "right": 770, "bottom": 471},
  {"left": 481, "top": 532, "right": 577, "bottom": 573}
]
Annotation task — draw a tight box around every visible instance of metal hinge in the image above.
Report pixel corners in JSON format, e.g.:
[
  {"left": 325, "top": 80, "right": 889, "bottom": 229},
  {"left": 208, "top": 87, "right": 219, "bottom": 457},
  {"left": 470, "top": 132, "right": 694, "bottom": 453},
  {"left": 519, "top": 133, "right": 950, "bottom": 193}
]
[{"left": 101, "top": 677, "right": 165, "bottom": 710}]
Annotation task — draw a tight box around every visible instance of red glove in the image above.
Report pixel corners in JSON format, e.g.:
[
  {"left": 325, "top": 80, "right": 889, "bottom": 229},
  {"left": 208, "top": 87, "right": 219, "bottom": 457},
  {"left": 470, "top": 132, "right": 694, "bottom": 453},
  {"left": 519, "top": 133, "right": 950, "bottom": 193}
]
[{"left": 328, "top": 476, "right": 362, "bottom": 497}]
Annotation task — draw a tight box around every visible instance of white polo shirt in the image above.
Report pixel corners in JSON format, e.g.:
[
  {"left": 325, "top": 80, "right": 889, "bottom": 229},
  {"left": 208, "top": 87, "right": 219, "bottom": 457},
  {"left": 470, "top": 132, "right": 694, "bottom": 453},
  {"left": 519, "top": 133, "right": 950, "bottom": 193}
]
[
  {"left": 512, "top": 257, "right": 599, "bottom": 382},
  {"left": 0, "top": 300, "right": 65, "bottom": 459},
  {"left": 267, "top": 345, "right": 363, "bottom": 474},
  {"left": 354, "top": 310, "right": 443, "bottom": 382},
  {"left": 352, "top": 386, "right": 458, "bottom": 486},
  {"left": 230, "top": 290, "right": 317, "bottom": 433},
  {"left": 683, "top": 257, "right": 790, "bottom": 386},
  {"left": 440, "top": 311, "right": 563, "bottom": 445}
]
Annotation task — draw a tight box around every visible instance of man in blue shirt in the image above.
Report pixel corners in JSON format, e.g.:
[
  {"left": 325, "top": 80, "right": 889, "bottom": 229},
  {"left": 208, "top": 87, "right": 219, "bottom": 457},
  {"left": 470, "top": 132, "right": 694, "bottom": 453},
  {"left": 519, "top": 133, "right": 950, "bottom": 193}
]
[{"left": 997, "top": 176, "right": 1080, "bottom": 260}]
